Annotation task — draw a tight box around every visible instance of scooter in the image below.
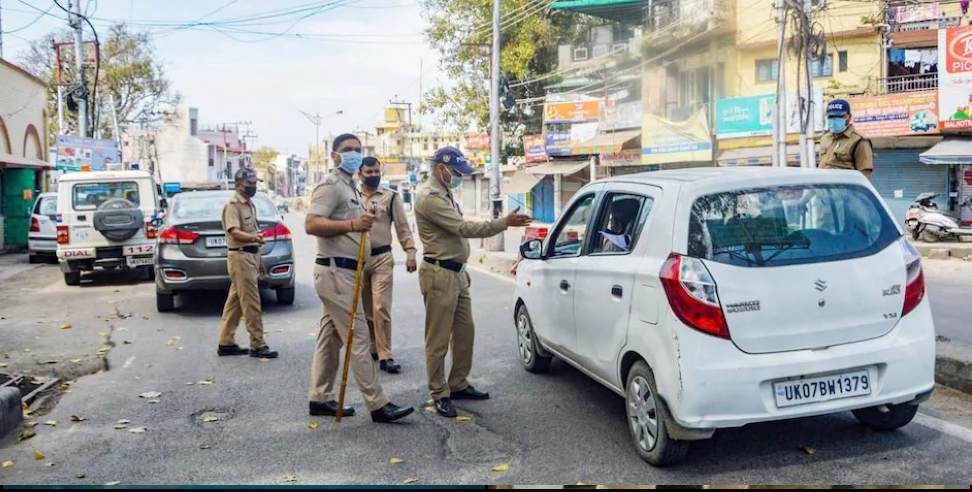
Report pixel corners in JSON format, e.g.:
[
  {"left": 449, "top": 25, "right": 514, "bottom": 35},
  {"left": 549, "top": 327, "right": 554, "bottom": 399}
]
[{"left": 906, "top": 193, "right": 972, "bottom": 242}]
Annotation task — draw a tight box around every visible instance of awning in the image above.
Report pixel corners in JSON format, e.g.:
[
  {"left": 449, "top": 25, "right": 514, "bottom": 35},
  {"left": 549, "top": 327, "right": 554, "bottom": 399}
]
[
  {"left": 570, "top": 129, "right": 641, "bottom": 155},
  {"left": 919, "top": 138, "right": 972, "bottom": 165},
  {"left": 551, "top": 0, "right": 649, "bottom": 24},
  {"left": 525, "top": 160, "right": 590, "bottom": 176},
  {"left": 503, "top": 172, "right": 542, "bottom": 194},
  {"left": 0, "top": 154, "right": 52, "bottom": 169},
  {"left": 717, "top": 145, "right": 804, "bottom": 167}
]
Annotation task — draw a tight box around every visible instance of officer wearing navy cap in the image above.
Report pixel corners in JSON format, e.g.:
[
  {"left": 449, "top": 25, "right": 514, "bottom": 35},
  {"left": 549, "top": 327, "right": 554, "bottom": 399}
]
[
  {"left": 819, "top": 99, "right": 873, "bottom": 179},
  {"left": 414, "top": 146, "right": 531, "bottom": 418}
]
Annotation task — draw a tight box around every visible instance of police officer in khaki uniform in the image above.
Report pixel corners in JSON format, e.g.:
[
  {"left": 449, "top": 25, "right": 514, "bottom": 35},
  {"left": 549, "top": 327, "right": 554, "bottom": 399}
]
[
  {"left": 217, "top": 167, "right": 278, "bottom": 359},
  {"left": 304, "top": 133, "right": 414, "bottom": 423},
  {"left": 415, "top": 146, "right": 531, "bottom": 418},
  {"left": 358, "top": 156, "right": 417, "bottom": 374},
  {"left": 819, "top": 99, "right": 873, "bottom": 179}
]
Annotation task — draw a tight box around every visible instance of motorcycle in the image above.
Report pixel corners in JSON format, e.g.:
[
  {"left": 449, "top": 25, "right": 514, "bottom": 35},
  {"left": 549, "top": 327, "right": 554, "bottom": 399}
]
[{"left": 906, "top": 193, "right": 972, "bottom": 242}]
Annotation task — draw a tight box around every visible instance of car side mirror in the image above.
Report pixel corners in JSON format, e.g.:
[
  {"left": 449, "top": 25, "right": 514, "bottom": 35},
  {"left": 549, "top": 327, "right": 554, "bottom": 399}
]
[{"left": 520, "top": 239, "right": 543, "bottom": 260}]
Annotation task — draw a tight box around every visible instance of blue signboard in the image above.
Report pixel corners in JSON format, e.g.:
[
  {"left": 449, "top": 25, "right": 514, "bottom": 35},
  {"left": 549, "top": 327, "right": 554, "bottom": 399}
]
[
  {"left": 715, "top": 95, "right": 775, "bottom": 139},
  {"left": 163, "top": 182, "right": 182, "bottom": 194}
]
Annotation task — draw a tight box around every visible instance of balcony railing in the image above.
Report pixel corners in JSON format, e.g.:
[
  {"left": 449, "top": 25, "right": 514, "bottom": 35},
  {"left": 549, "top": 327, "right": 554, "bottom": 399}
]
[
  {"left": 890, "top": 16, "right": 962, "bottom": 32},
  {"left": 878, "top": 73, "right": 938, "bottom": 94},
  {"left": 643, "top": 0, "right": 735, "bottom": 46}
]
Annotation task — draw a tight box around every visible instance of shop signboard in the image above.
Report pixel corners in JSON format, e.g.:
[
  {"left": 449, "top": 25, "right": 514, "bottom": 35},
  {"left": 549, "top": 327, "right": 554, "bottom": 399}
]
[
  {"left": 55, "top": 135, "right": 121, "bottom": 172},
  {"left": 464, "top": 132, "right": 490, "bottom": 150},
  {"left": 939, "top": 26, "right": 972, "bottom": 130},
  {"left": 602, "top": 101, "right": 643, "bottom": 131},
  {"left": 715, "top": 89, "right": 824, "bottom": 139},
  {"left": 523, "top": 134, "right": 547, "bottom": 163},
  {"left": 543, "top": 99, "right": 604, "bottom": 123},
  {"left": 641, "top": 109, "right": 713, "bottom": 165},
  {"left": 846, "top": 91, "right": 940, "bottom": 137}
]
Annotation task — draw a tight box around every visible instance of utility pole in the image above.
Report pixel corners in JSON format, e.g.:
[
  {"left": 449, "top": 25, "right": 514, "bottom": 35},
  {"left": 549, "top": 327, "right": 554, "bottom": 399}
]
[
  {"left": 772, "top": 0, "right": 788, "bottom": 168},
  {"left": 1, "top": 0, "right": 5, "bottom": 59},
  {"left": 802, "top": 0, "right": 817, "bottom": 169},
  {"left": 70, "top": 0, "right": 88, "bottom": 138},
  {"left": 487, "top": 0, "right": 504, "bottom": 251}
]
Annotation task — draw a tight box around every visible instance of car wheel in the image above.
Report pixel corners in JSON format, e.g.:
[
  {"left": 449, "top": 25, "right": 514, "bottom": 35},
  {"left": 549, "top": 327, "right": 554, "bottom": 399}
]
[
  {"left": 276, "top": 286, "right": 295, "bottom": 305},
  {"left": 920, "top": 227, "right": 941, "bottom": 242},
  {"left": 64, "top": 271, "right": 81, "bottom": 286},
  {"left": 515, "top": 305, "right": 551, "bottom": 373},
  {"left": 156, "top": 289, "right": 175, "bottom": 312},
  {"left": 625, "top": 361, "right": 689, "bottom": 466},
  {"left": 852, "top": 403, "right": 918, "bottom": 431}
]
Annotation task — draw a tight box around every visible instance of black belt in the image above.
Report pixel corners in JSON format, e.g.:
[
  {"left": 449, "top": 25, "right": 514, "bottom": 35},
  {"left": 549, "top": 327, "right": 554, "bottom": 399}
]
[
  {"left": 423, "top": 257, "right": 465, "bottom": 272},
  {"left": 229, "top": 246, "right": 260, "bottom": 254},
  {"left": 371, "top": 245, "right": 392, "bottom": 256},
  {"left": 316, "top": 257, "right": 359, "bottom": 271}
]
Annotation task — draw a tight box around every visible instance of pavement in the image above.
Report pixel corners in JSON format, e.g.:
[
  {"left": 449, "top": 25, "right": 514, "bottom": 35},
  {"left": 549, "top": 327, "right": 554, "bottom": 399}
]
[{"left": 0, "top": 212, "right": 971, "bottom": 485}]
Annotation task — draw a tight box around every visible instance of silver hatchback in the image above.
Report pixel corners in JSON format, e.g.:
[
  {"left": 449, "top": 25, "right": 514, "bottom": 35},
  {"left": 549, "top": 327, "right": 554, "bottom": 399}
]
[{"left": 154, "top": 190, "right": 295, "bottom": 312}]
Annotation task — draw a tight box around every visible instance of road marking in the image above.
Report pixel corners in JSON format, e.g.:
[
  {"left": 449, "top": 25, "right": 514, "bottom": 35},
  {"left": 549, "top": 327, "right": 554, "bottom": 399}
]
[
  {"left": 915, "top": 412, "right": 972, "bottom": 444},
  {"left": 123, "top": 356, "right": 135, "bottom": 369},
  {"left": 467, "top": 264, "right": 515, "bottom": 284}
]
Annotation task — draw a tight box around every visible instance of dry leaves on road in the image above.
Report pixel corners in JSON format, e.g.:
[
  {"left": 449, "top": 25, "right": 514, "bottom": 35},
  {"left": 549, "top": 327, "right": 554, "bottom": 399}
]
[
  {"left": 105, "top": 481, "right": 121, "bottom": 486},
  {"left": 128, "top": 427, "right": 147, "bottom": 434},
  {"left": 455, "top": 416, "right": 472, "bottom": 422},
  {"left": 281, "top": 475, "right": 297, "bottom": 483},
  {"left": 388, "top": 457, "right": 403, "bottom": 465},
  {"left": 70, "top": 415, "right": 86, "bottom": 422},
  {"left": 202, "top": 415, "right": 219, "bottom": 423},
  {"left": 138, "top": 391, "right": 161, "bottom": 399},
  {"left": 197, "top": 378, "right": 215, "bottom": 385},
  {"left": 42, "top": 420, "right": 56, "bottom": 427},
  {"left": 800, "top": 446, "right": 816, "bottom": 456},
  {"left": 113, "top": 424, "right": 127, "bottom": 430},
  {"left": 33, "top": 450, "right": 45, "bottom": 461},
  {"left": 307, "top": 421, "right": 319, "bottom": 430},
  {"left": 402, "top": 478, "right": 418, "bottom": 484},
  {"left": 117, "top": 419, "right": 131, "bottom": 425},
  {"left": 22, "top": 421, "right": 37, "bottom": 429},
  {"left": 2, "top": 461, "right": 13, "bottom": 469},
  {"left": 61, "top": 323, "right": 72, "bottom": 330},
  {"left": 19, "top": 430, "right": 36, "bottom": 441},
  {"left": 491, "top": 464, "right": 510, "bottom": 473}
]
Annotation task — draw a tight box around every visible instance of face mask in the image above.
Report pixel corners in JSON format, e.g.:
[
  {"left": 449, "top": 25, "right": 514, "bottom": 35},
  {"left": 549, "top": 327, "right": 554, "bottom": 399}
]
[
  {"left": 448, "top": 174, "right": 463, "bottom": 189},
  {"left": 363, "top": 175, "right": 382, "bottom": 189},
  {"left": 244, "top": 185, "right": 257, "bottom": 198},
  {"left": 339, "top": 151, "right": 363, "bottom": 174},
  {"left": 827, "top": 117, "right": 847, "bottom": 134}
]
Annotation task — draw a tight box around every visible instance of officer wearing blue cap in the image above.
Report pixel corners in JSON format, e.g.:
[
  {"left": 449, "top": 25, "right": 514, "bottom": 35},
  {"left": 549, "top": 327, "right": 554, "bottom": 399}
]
[
  {"left": 414, "top": 146, "right": 531, "bottom": 418},
  {"left": 819, "top": 99, "right": 873, "bottom": 179}
]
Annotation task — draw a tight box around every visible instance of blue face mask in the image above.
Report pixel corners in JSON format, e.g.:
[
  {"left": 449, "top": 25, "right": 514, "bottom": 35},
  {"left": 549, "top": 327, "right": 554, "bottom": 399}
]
[
  {"left": 448, "top": 174, "right": 463, "bottom": 189},
  {"left": 827, "top": 117, "right": 848, "bottom": 134},
  {"left": 339, "top": 151, "right": 363, "bottom": 174}
]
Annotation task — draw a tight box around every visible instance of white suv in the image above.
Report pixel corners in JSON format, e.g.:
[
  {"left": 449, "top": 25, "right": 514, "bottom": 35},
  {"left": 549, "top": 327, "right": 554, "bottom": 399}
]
[
  {"left": 55, "top": 170, "right": 162, "bottom": 286},
  {"left": 514, "top": 167, "right": 935, "bottom": 466}
]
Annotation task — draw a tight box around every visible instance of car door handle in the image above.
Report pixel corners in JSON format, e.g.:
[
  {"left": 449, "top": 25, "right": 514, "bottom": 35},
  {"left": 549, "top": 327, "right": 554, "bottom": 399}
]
[
  {"left": 611, "top": 285, "right": 623, "bottom": 298},
  {"left": 560, "top": 280, "right": 571, "bottom": 291}
]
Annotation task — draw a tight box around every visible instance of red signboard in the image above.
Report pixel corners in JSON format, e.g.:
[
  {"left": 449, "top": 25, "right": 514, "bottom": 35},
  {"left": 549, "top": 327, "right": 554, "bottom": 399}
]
[
  {"left": 464, "top": 132, "right": 490, "bottom": 150},
  {"left": 523, "top": 134, "right": 547, "bottom": 164}
]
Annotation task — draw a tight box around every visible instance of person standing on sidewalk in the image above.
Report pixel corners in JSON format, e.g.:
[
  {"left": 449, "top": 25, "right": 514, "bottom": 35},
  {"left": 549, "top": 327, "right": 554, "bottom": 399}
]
[
  {"left": 415, "top": 146, "right": 532, "bottom": 418},
  {"left": 358, "top": 156, "right": 417, "bottom": 374},
  {"left": 304, "top": 133, "right": 414, "bottom": 423},
  {"left": 217, "top": 168, "right": 279, "bottom": 359},
  {"left": 819, "top": 99, "right": 873, "bottom": 179}
]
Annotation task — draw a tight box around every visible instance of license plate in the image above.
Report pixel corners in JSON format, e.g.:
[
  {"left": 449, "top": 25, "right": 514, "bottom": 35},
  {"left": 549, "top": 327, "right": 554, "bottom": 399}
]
[
  {"left": 773, "top": 369, "right": 872, "bottom": 408},
  {"left": 123, "top": 244, "right": 155, "bottom": 256},
  {"left": 126, "top": 256, "right": 154, "bottom": 267},
  {"left": 205, "top": 236, "right": 227, "bottom": 248}
]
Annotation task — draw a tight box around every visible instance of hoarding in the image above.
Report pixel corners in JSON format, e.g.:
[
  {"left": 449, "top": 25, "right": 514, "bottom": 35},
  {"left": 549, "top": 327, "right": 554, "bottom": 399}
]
[
  {"left": 523, "top": 134, "right": 547, "bottom": 163},
  {"left": 55, "top": 135, "right": 121, "bottom": 172},
  {"left": 543, "top": 100, "right": 604, "bottom": 123},
  {"left": 464, "top": 132, "right": 490, "bottom": 150},
  {"left": 939, "top": 26, "right": 972, "bottom": 130},
  {"left": 641, "top": 110, "right": 713, "bottom": 165},
  {"left": 846, "top": 91, "right": 940, "bottom": 137},
  {"left": 602, "top": 101, "right": 643, "bottom": 131},
  {"left": 715, "top": 89, "right": 824, "bottom": 139}
]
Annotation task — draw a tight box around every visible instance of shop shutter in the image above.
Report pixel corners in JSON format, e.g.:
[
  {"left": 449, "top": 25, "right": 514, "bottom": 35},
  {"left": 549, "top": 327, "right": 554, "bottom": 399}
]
[{"left": 870, "top": 149, "right": 946, "bottom": 224}]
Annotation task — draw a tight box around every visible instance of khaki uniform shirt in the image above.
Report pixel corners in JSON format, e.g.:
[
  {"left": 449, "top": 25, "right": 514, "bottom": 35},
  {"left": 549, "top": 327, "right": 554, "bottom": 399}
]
[
  {"left": 818, "top": 125, "right": 873, "bottom": 171},
  {"left": 362, "top": 186, "right": 417, "bottom": 261},
  {"left": 414, "top": 177, "right": 507, "bottom": 263},
  {"left": 222, "top": 191, "right": 260, "bottom": 248},
  {"left": 308, "top": 169, "right": 370, "bottom": 259}
]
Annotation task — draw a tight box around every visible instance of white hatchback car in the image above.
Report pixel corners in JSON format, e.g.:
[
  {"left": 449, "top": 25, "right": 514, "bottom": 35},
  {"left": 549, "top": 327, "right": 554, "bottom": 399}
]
[{"left": 513, "top": 167, "right": 935, "bottom": 466}]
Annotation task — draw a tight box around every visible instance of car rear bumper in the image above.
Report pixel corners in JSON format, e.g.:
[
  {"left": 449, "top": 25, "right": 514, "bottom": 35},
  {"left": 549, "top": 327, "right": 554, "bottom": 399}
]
[
  {"left": 155, "top": 243, "right": 295, "bottom": 293},
  {"left": 28, "top": 237, "right": 57, "bottom": 254},
  {"left": 57, "top": 244, "right": 156, "bottom": 271},
  {"left": 661, "top": 300, "right": 936, "bottom": 431}
]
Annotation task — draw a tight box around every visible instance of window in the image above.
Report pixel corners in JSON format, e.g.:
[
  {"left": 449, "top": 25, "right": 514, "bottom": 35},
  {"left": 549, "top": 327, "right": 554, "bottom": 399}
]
[
  {"left": 171, "top": 192, "right": 276, "bottom": 223},
  {"left": 209, "top": 157, "right": 214, "bottom": 167},
  {"left": 549, "top": 194, "right": 596, "bottom": 258},
  {"left": 590, "top": 193, "right": 653, "bottom": 255},
  {"left": 72, "top": 182, "right": 140, "bottom": 210},
  {"left": 572, "top": 47, "right": 589, "bottom": 61},
  {"left": 687, "top": 184, "right": 899, "bottom": 268},
  {"left": 811, "top": 54, "right": 833, "bottom": 77},
  {"left": 35, "top": 196, "right": 57, "bottom": 217},
  {"left": 756, "top": 59, "right": 779, "bottom": 82},
  {"left": 838, "top": 51, "right": 848, "bottom": 72}
]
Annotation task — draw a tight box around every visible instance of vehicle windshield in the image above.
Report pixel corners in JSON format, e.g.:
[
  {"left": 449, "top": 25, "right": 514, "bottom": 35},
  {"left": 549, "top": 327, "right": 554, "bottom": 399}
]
[
  {"left": 37, "top": 196, "right": 57, "bottom": 216},
  {"left": 688, "top": 184, "right": 900, "bottom": 267},
  {"left": 72, "top": 182, "right": 140, "bottom": 210},
  {"left": 170, "top": 193, "right": 276, "bottom": 223}
]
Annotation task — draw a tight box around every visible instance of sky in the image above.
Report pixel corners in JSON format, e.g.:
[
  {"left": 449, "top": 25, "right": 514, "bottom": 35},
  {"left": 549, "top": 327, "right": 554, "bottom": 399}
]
[{"left": 1, "top": 0, "right": 442, "bottom": 155}]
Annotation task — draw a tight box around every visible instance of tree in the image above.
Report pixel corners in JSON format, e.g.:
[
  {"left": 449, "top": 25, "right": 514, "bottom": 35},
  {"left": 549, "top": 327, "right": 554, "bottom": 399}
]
[
  {"left": 19, "top": 24, "right": 179, "bottom": 142},
  {"left": 252, "top": 146, "right": 280, "bottom": 187}
]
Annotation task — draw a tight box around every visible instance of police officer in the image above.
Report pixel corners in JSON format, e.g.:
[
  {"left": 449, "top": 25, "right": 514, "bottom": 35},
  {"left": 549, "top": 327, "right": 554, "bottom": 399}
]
[
  {"left": 217, "top": 168, "right": 278, "bottom": 359},
  {"left": 358, "top": 156, "right": 417, "bottom": 374},
  {"left": 819, "top": 99, "right": 873, "bottom": 179},
  {"left": 415, "top": 146, "right": 532, "bottom": 418},
  {"left": 305, "top": 133, "right": 414, "bottom": 423}
]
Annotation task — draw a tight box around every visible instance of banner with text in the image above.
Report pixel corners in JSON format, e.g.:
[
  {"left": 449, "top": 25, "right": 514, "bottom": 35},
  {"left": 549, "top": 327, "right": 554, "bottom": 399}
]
[
  {"left": 846, "top": 91, "right": 940, "bottom": 137},
  {"left": 939, "top": 26, "right": 972, "bottom": 130},
  {"left": 641, "top": 110, "right": 713, "bottom": 165}
]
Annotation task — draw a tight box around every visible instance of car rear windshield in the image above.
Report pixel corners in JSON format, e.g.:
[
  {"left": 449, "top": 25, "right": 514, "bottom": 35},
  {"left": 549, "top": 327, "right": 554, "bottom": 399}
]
[
  {"left": 73, "top": 182, "right": 140, "bottom": 210},
  {"left": 36, "top": 196, "right": 57, "bottom": 216},
  {"left": 170, "top": 194, "right": 276, "bottom": 223},
  {"left": 687, "top": 184, "right": 899, "bottom": 267}
]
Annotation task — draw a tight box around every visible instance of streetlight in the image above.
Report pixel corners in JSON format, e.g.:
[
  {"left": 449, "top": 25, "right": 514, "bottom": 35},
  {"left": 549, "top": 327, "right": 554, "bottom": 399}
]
[{"left": 298, "top": 109, "right": 344, "bottom": 185}]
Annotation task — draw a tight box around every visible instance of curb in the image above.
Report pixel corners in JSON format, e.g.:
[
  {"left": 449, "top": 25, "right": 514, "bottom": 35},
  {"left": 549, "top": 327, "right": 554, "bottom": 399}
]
[
  {"left": 936, "top": 342, "right": 972, "bottom": 395},
  {"left": 913, "top": 242, "right": 972, "bottom": 261},
  {"left": 0, "top": 387, "right": 23, "bottom": 439}
]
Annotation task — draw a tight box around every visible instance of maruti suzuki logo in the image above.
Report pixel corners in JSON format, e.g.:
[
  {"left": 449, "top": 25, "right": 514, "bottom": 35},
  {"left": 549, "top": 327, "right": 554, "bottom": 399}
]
[{"left": 814, "top": 279, "right": 828, "bottom": 292}]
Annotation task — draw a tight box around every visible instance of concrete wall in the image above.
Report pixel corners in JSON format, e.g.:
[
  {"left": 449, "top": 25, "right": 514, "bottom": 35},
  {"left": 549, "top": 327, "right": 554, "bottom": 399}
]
[
  {"left": 0, "top": 60, "right": 47, "bottom": 162},
  {"left": 152, "top": 108, "right": 210, "bottom": 184}
]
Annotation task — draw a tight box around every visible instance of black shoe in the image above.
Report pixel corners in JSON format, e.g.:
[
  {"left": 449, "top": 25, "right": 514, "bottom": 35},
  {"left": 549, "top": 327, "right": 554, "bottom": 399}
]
[
  {"left": 371, "top": 403, "right": 414, "bottom": 423},
  {"left": 380, "top": 359, "right": 401, "bottom": 374},
  {"left": 371, "top": 352, "right": 379, "bottom": 361},
  {"left": 451, "top": 385, "right": 490, "bottom": 400},
  {"left": 249, "top": 346, "right": 279, "bottom": 359},
  {"left": 309, "top": 400, "right": 355, "bottom": 417},
  {"left": 434, "top": 398, "right": 457, "bottom": 418},
  {"left": 217, "top": 344, "right": 249, "bottom": 356}
]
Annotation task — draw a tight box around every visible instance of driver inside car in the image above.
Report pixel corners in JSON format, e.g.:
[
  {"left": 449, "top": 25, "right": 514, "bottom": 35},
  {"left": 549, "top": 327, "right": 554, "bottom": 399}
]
[{"left": 599, "top": 198, "right": 640, "bottom": 253}]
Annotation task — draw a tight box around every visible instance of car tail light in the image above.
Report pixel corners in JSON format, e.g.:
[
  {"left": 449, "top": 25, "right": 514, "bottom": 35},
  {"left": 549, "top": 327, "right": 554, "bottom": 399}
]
[
  {"left": 162, "top": 269, "right": 187, "bottom": 280},
  {"left": 270, "top": 265, "right": 291, "bottom": 275},
  {"left": 901, "top": 238, "right": 925, "bottom": 317},
  {"left": 145, "top": 221, "right": 158, "bottom": 240},
  {"left": 159, "top": 226, "right": 199, "bottom": 245},
  {"left": 57, "top": 225, "right": 69, "bottom": 244},
  {"left": 30, "top": 217, "right": 40, "bottom": 233},
  {"left": 261, "top": 223, "right": 292, "bottom": 241},
  {"left": 659, "top": 253, "right": 730, "bottom": 339}
]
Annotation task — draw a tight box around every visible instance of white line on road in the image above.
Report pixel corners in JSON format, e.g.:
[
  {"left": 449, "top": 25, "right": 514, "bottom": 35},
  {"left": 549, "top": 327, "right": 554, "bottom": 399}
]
[{"left": 915, "top": 412, "right": 972, "bottom": 444}]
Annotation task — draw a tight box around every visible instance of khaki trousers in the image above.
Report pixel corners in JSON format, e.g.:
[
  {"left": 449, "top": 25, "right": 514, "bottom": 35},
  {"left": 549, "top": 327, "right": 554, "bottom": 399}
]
[
  {"left": 308, "top": 263, "right": 389, "bottom": 411},
  {"left": 419, "top": 263, "right": 474, "bottom": 400},
  {"left": 218, "top": 252, "right": 266, "bottom": 348},
  {"left": 362, "top": 252, "right": 395, "bottom": 360}
]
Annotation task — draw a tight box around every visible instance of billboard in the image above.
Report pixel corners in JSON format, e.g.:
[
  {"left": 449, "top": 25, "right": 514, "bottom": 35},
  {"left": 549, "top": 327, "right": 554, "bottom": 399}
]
[
  {"left": 523, "top": 134, "right": 547, "bottom": 164},
  {"left": 846, "top": 91, "right": 940, "bottom": 137},
  {"left": 55, "top": 135, "right": 121, "bottom": 172},
  {"left": 544, "top": 126, "right": 572, "bottom": 156},
  {"left": 602, "top": 101, "right": 643, "bottom": 131},
  {"left": 464, "top": 132, "right": 490, "bottom": 151},
  {"left": 543, "top": 100, "right": 604, "bottom": 123},
  {"left": 641, "top": 109, "right": 713, "bottom": 165},
  {"left": 939, "top": 26, "right": 972, "bottom": 130},
  {"left": 715, "top": 89, "right": 824, "bottom": 139}
]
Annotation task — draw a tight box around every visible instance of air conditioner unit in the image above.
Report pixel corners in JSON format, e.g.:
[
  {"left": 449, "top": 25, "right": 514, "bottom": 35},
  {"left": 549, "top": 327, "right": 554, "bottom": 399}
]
[
  {"left": 612, "top": 43, "right": 628, "bottom": 54},
  {"left": 573, "top": 47, "right": 589, "bottom": 61}
]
